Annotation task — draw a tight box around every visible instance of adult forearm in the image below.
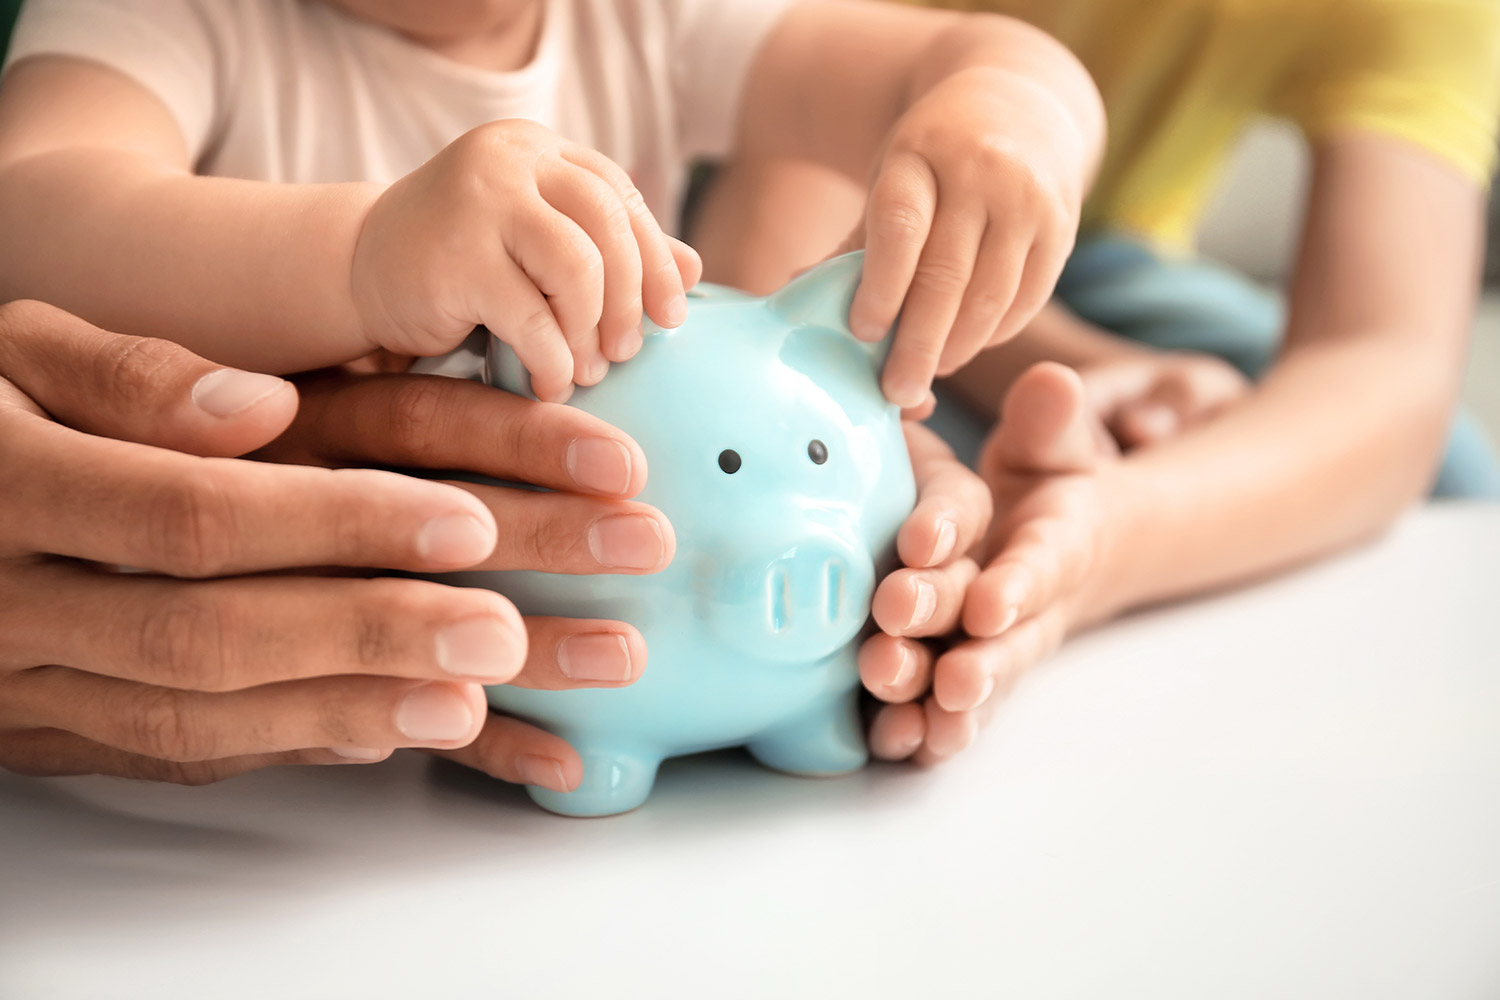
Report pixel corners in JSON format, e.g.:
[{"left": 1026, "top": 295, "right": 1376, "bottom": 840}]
[
  {"left": 1097, "top": 333, "right": 1456, "bottom": 617},
  {"left": 0, "top": 148, "right": 378, "bottom": 372}
]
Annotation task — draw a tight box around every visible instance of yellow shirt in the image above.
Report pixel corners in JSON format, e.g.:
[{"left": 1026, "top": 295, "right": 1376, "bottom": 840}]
[{"left": 901, "top": 0, "right": 1500, "bottom": 250}]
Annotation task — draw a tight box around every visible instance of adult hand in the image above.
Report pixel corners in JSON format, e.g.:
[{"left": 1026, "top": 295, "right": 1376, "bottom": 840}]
[
  {"left": 856, "top": 421, "right": 993, "bottom": 763},
  {"left": 0, "top": 301, "right": 670, "bottom": 790},
  {"left": 259, "top": 360, "right": 678, "bottom": 794}
]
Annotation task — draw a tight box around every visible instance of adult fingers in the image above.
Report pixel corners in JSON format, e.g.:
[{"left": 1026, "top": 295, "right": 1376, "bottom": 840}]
[
  {"left": 432, "top": 712, "right": 582, "bottom": 795},
  {"left": 274, "top": 372, "right": 648, "bottom": 499},
  {"left": 455, "top": 483, "right": 675, "bottom": 573},
  {"left": 912, "top": 697, "right": 979, "bottom": 764},
  {"left": 508, "top": 617, "right": 646, "bottom": 690},
  {"left": 0, "top": 563, "right": 527, "bottom": 689},
  {"left": 847, "top": 153, "right": 937, "bottom": 347},
  {"left": 989, "top": 362, "right": 1117, "bottom": 476},
  {"left": 899, "top": 422, "right": 993, "bottom": 568},
  {"left": 0, "top": 728, "right": 385, "bottom": 783},
  {"left": 935, "top": 605, "right": 1067, "bottom": 713},
  {"left": 870, "top": 557, "right": 979, "bottom": 639},
  {"left": 963, "top": 510, "right": 1093, "bottom": 639},
  {"left": 0, "top": 667, "right": 489, "bottom": 759},
  {"left": 867, "top": 701, "right": 926, "bottom": 761},
  {"left": 858, "top": 632, "right": 934, "bottom": 704},
  {"left": 563, "top": 146, "right": 689, "bottom": 336},
  {"left": 0, "top": 299, "right": 296, "bottom": 457},
  {"left": 1, "top": 413, "right": 498, "bottom": 575},
  {"left": 880, "top": 200, "right": 985, "bottom": 408}
]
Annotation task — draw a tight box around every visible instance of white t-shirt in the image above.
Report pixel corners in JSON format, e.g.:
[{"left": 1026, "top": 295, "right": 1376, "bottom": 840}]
[{"left": 3, "top": 0, "right": 795, "bottom": 232}]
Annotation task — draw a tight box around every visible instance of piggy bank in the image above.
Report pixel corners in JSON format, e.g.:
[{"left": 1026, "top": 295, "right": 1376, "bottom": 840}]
[{"left": 451, "top": 252, "right": 916, "bottom": 816}]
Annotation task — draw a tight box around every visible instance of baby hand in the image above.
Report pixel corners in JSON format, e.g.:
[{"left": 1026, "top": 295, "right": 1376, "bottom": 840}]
[
  {"left": 845, "top": 68, "right": 1088, "bottom": 408},
  {"left": 351, "top": 120, "right": 702, "bottom": 402}
]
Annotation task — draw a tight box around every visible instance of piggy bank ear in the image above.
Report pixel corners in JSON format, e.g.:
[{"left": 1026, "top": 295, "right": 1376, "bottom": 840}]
[{"left": 767, "top": 250, "right": 891, "bottom": 366}]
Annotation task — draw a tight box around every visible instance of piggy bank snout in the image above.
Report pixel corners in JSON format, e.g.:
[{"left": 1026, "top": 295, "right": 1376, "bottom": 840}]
[{"left": 748, "top": 530, "right": 874, "bottom": 662}]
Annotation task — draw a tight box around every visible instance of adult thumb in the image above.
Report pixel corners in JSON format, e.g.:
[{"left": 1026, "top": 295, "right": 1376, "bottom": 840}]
[{"left": 0, "top": 300, "right": 297, "bottom": 458}]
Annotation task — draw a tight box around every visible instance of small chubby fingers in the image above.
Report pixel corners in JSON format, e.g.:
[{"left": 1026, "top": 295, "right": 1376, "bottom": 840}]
[
  {"left": 508, "top": 617, "right": 645, "bottom": 690},
  {"left": 480, "top": 246, "right": 580, "bottom": 404},
  {"left": 881, "top": 205, "right": 985, "bottom": 408},
  {"left": 936, "top": 225, "right": 1028, "bottom": 377},
  {"left": 849, "top": 153, "right": 937, "bottom": 343},
  {"left": 562, "top": 146, "right": 688, "bottom": 336},
  {"left": 433, "top": 712, "right": 582, "bottom": 795},
  {"left": 0, "top": 728, "right": 387, "bottom": 784},
  {"left": 899, "top": 422, "right": 993, "bottom": 568},
  {"left": 871, "top": 558, "right": 978, "bottom": 638},
  {"left": 866, "top": 701, "right": 926, "bottom": 761},
  {"left": 858, "top": 632, "right": 934, "bottom": 704},
  {"left": 538, "top": 162, "right": 643, "bottom": 383},
  {"left": 0, "top": 668, "right": 489, "bottom": 760}
]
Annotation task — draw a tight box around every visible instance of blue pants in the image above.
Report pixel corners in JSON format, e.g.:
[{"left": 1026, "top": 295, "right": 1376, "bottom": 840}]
[{"left": 934, "top": 235, "right": 1500, "bottom": 499}]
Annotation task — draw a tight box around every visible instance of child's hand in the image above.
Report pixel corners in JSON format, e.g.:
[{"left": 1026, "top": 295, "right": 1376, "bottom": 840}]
[
  {"left": 844, "top": 68, "right": 1088, "bottom": 408},
  {"left": 351, "top": 121, "right": 702, "bottom": 402}
]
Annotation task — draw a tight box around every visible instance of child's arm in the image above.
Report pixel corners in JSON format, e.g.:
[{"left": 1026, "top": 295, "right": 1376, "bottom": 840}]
[
  {"left": 0, "top": 58, "right": 696, "bottom": 398},
  {"left": 731, "top": 1, "right": 1105, "bottom": 407}
]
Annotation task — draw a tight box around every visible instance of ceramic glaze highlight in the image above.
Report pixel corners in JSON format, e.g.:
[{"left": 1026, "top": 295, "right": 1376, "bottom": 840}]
[{"left": 445, "top": 252, "right": 915, "bottom": 816}]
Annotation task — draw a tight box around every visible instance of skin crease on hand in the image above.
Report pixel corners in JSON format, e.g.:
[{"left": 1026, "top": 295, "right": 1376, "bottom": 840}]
[{"left": 0, "top": 301, "right": 684, "bottom": 789}]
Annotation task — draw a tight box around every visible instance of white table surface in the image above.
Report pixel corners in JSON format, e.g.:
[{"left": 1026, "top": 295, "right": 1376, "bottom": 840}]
[{"left": 3, "top": 505, "right": 1499, "bottom": 1000}]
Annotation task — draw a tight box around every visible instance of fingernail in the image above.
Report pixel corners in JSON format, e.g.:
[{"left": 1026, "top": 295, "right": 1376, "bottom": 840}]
[
  {"left": 930, "top": 518, "right": 958, "bottom": 565},
  {"left": 557, "top": 632, "right": 633, "bottom": 682},
  {"left": 191, "top": 369, "right": 286, "bottom": 417},
  {"left": 908, "top": 579, "right": 937, "bottom": 630},
  {"left": 436, "top": 618, "right": 517, "bottom": 680},
  {"left": 566, "top": 437, "right": 634, "bottom": 495},
  {"left": 885, "top": 376, "right": 925, "bottom": 410},
  {"left": 416, "top": 514, "right": 494, "bottom": 565},
  {"left": 965, "top": 675, "right": 996, "bottom": 712},
  {"left": 396, "top": 684, "right": 475, "bottom": 742},
  {"left": 851, "top": 318, "right": 887, "bottom": 342},
  {"left": 885, "top": 644, "right": 915, "bottom": 690},
  {"left": 582, "top": 356, "right": 609, "bottom": 384},
  {"left": 620, "top": 325, "right": 645, "bottom": 360},
  {"left": 663, "top": 294, "right": 688, "bottom": 327},
  {"left": 997, "top": 576, "right": 1029, "bottom": 632},
  {"left": 330, "top": 746, "right": 386, "bottom": 761},
  {"left": 588, "top": 515, "right": 665, "bottom": 570},
  {"left": 516, "top": 754, "right": 570, "bottom": 793}
]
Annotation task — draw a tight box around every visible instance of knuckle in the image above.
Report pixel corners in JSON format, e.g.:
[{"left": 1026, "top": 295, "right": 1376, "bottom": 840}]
[
  {"left": 913, "top": 256, "right": 971, "bottom": 296},
  {"left": 132, "top": 686, "right": 212, "bottom": 761},
  {"left": 871, "top": 200, "right": 928, "bottom": 245},
  {"left": 383, "top": 377, "right": 451, "bottom": 460},
  {"left": 144, "top": 470, "right": 238, "bottom": 578},
  {"left": 135, "top": 590, "right": 237, "bottom": 691},
  {"left": 98, "top": 335, "right": 188, "bottom": 411},
  {"left": 512, "top": 305, "right": 563, "bottom": 352}
]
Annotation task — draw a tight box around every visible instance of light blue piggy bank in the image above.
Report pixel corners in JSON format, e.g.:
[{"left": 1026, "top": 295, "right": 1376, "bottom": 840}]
[{"left": 455, "top": 252, "right": 915, "bottom": 816}]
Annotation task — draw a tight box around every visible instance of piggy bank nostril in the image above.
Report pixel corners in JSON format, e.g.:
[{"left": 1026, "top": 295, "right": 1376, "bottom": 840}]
[
  {"left": 824, "top": 558, "right": 844, "bottom": 621},
  {"left": 767, "top": 563, "right": 790, "bottom": 633}
]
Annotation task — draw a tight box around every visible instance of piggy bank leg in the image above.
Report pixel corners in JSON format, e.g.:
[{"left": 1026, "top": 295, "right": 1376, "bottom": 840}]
[
  {"left": 747, "top": 691, "right": 867, "bottom": 776},
  {"left": 524, "top": 741, "right": 662, "bottom": 818}
]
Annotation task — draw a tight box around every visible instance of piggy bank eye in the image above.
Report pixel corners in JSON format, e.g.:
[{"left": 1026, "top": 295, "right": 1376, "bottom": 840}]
[
  {"left": 718, "top": 449, "right": 742, "bottom": 474},
  {"left": 807, "top": 439, "right": 828, "bottom": 465}
]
